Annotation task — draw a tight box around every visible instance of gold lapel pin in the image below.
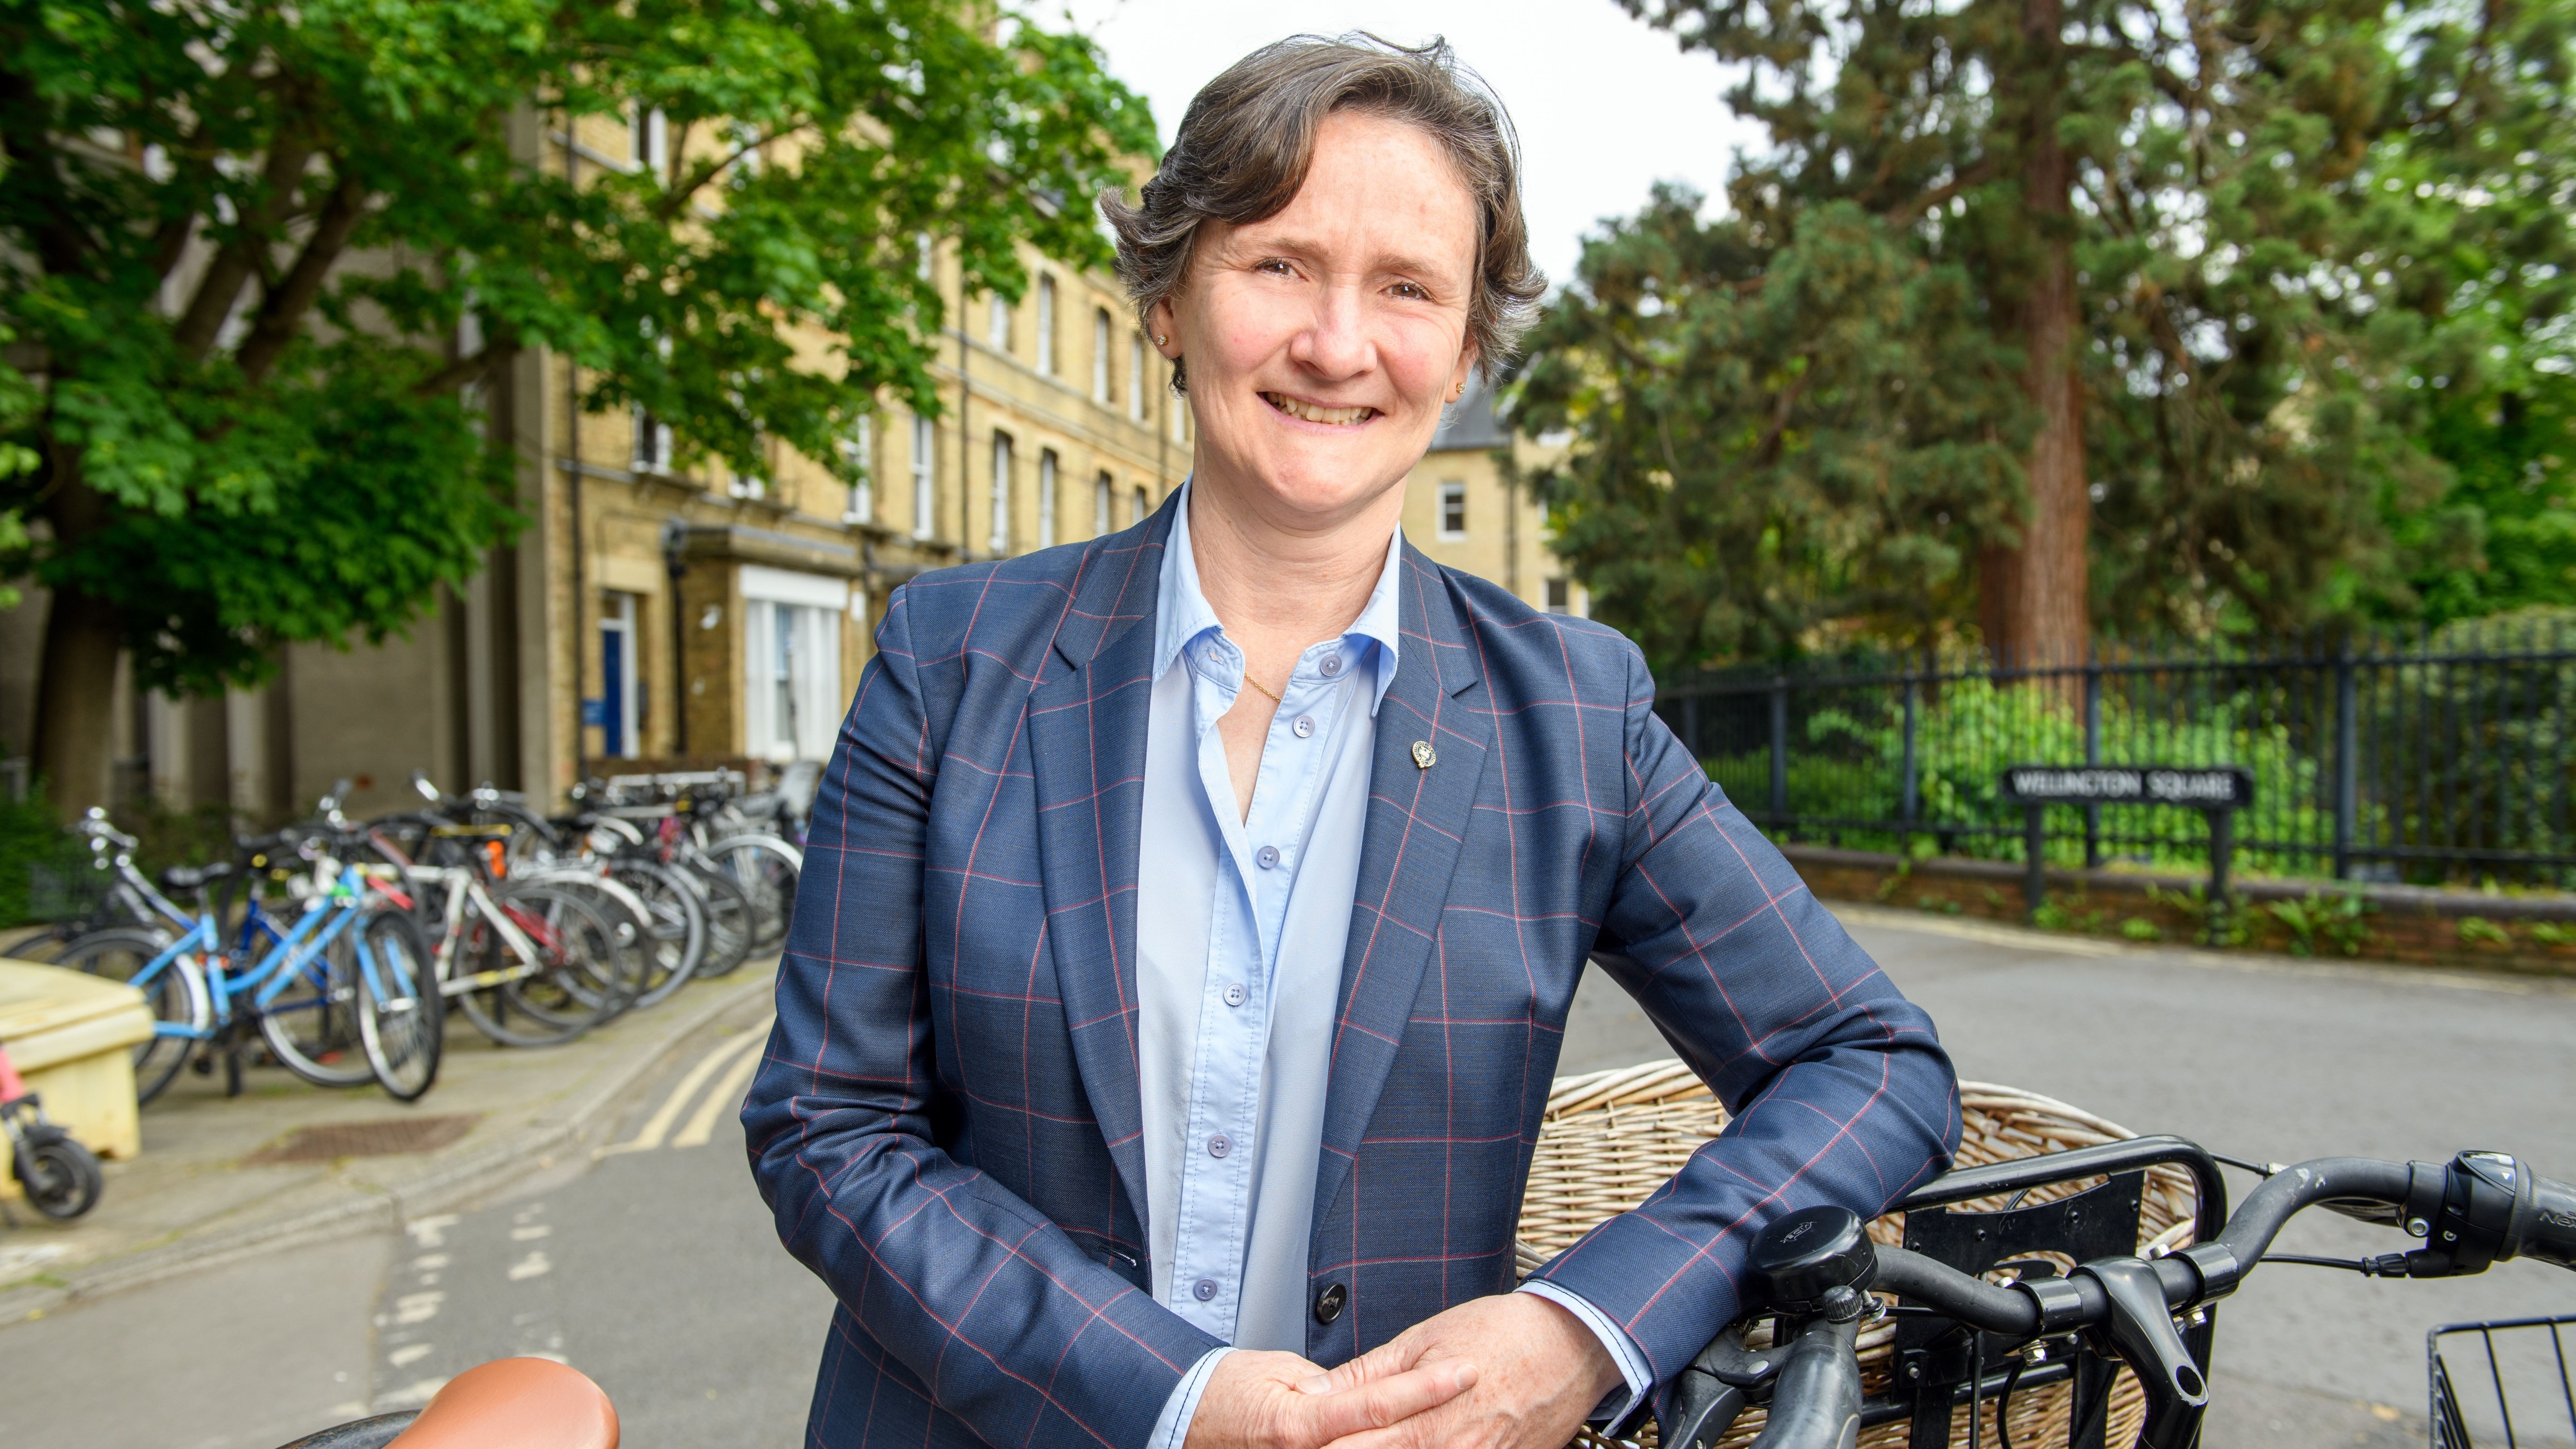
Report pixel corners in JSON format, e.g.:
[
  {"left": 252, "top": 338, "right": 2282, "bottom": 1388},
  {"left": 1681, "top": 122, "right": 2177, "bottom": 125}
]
[{"left": 1411, "top": 740, "right": 1437, "bottom": 770}]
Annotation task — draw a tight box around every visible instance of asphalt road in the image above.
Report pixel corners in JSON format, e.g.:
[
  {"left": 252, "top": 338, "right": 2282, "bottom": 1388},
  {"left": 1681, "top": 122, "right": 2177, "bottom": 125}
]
[{"left": 7, "top": 908, "right": 2574, "bottom": 1449}]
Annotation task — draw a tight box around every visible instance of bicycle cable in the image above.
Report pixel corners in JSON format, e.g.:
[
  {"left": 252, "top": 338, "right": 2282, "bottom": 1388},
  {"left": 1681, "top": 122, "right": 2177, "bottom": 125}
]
[{"left": 2212, "top": 1152, "right": 2285, "bottom": 1177}]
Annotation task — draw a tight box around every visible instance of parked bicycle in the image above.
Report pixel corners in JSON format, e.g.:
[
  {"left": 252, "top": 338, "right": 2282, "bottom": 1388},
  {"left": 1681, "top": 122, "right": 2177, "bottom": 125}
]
[
  {"left": 0, "top": 1039, "right": 102, "bottom": 1221},
  {"left": 375, "top": 818, "right": 636, "bottom": 1050},
  {"left": 574, "top": 769, "right": 801, "bottom": 960},
  {"left": 52, "top": 789, "right": 440, "bottom": 1103}
]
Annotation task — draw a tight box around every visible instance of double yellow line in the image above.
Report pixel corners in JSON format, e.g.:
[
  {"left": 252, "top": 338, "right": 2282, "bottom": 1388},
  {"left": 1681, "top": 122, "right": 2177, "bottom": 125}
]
[{"left": 600, "top": 1016, "right": 774, "bottom": 1155}]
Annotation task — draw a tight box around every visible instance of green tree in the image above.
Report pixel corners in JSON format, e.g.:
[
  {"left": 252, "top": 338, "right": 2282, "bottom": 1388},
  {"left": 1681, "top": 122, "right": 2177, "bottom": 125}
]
[
  {"left": 1, "top": 0, "right": 1152, "bottom": 813},
  {"left": 1522, "top": 0, "right": 2575, "bottom": 677},
  {"left": 2396, "top": 376, "right": 2576, "bottom": 625}
]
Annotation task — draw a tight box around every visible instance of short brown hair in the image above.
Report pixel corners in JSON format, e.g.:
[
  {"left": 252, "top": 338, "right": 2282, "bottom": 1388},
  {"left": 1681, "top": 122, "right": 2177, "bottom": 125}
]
[{"left": 1101, "top": 34, "right": 1544, "bottom": 394}]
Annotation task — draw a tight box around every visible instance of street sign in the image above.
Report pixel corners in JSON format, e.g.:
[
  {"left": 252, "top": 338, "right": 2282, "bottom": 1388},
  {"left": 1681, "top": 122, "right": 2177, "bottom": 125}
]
[
  {"left": 1999, "top": 764, "right": 2253, "bottom": 810},
  {"left": 1996, "top": 763, "right": 2255, "bottom": 943}
]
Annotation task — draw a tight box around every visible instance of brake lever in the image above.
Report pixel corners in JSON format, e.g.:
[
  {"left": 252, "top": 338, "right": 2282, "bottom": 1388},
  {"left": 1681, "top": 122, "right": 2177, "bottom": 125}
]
[
  {"left": 1664, "top": 1319, "right": 1774, "bottom": 1449},
  {"left": 2073, "top": 1258, "right": 2208, "bottom": 1449}
]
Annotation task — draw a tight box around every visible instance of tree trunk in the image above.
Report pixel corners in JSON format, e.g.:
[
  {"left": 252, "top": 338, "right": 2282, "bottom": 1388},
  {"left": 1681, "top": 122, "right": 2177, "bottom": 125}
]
[
  {"left": 1981, "top": 0, "right": 2091, "bottom": 669},
  {"left": 30, "top": 459, "right": 124, "bottom": 820}
]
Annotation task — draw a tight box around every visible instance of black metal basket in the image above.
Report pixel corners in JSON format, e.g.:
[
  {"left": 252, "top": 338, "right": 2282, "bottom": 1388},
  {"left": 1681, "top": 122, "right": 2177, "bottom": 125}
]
[
  {"left": 2430, "top": 1313, "right": 2576, "bottom": 1448},
  {"left": 23, "top": 845, "right": 110, "bottom": 926}
]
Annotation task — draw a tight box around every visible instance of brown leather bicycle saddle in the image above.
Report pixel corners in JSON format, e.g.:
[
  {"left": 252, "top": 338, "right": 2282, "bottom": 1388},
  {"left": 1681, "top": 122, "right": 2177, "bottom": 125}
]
[{"left": 388, "top": 1358, "right": 618, "bottom": 1449}]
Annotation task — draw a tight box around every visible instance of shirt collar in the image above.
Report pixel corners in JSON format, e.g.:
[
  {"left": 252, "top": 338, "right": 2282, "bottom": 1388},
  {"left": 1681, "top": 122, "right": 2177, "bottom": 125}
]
[{"left": 1154, "top": 478, "right": 1404, "bottom": 716}]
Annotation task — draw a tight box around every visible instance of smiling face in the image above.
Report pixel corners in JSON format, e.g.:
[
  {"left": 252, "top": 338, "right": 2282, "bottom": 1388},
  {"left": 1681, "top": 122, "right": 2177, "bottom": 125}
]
[{"left": 1151, "top": 109, "right": 1480, "bottom": 536}]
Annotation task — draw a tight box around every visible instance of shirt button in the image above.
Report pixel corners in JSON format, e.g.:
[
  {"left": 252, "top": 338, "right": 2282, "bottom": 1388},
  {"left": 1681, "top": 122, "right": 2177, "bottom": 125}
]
[
  {"left": 1319, "top": 654, "right": 1343, "bottom": 678},
  {"left": 1207, "top": 1134, "right": 1231, "bottom": 1158},
  {"left": 1256, "top": 845, "right": 1280, "bottom": 869},
  {"left": 1194, "top": 1278, "right": 1218, "bottom": 1302},
  {"left": 1223, "top": 983, "right": 1247, "bottom": 1007},
  {"left": 1313, "top": 1282, "right": 1347, "bottom": 1324},
  {"left": 1293, "top": 715, "right": 1315, "bottom": 738}
]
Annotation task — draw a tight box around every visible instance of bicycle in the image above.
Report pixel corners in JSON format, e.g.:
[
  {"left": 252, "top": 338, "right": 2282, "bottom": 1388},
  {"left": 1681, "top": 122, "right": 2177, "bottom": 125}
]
[
  {"left": 392, "top": 827, "right": 633, "bottom": 1049},
  {"left": 0, "top": 1040, "right": 103, "bottom": 1221},
  {"left": 56, "top": 803, "right": 440, "bottom": 1103},
  {"left": 2, "top": 808, "right": 191, "bottom": 964},
  {"left": 1660, "top": 1139, "right": 2576, "bottom": 1449},
  {"left": 575, "top": 769, "right": 798, "bottom": 966}
]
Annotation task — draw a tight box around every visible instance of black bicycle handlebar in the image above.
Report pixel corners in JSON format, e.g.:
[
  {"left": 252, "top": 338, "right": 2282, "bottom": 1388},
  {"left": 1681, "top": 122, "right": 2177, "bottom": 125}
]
[{"left": 1675, "top": 1149, "right": 2576, "bottom": 1449}]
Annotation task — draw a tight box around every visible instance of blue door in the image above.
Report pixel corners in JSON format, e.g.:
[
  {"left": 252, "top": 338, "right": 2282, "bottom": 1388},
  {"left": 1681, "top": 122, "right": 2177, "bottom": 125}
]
[{"left": 601, "top": 622, "right": 626, "bottom": 757}]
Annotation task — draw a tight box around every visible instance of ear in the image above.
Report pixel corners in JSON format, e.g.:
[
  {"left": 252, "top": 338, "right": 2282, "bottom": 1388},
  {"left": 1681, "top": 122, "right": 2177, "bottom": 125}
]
[
  {"left": 1447, "top": 341, "right": 1479, "bottom": 402},
  {"left": 1147, "top": 296, "right": 1180, "bottom": 358}
]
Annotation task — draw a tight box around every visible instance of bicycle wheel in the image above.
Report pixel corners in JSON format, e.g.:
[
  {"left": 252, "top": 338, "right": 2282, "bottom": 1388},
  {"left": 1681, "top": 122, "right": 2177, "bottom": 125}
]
[
  {"left": 704, "top": 835, "right": 800, "bottom": 955},
  {"left": 611, "top": 861, "right": 707, "bottom": 1008},
  {"left": 258, "top": 913, "right": 378, "bottom": 1088},
  {"left": 684, "top": 866, "right": 755, "bottom": 978},
  {"left": 16, "top": 1137, "right": 104, "bottom": 1220},
  {"left": 453, "top": 883, "right": 621, "bottom": 1048},
  {"left": 524, "top": 870, "right": 655, "bottom": 1018},
  {"left": 57, "top": 928, "right": 207, "bottom": 1105},
  {"left": 355, "top": 909, "right": 443, "bottom": 1102}
]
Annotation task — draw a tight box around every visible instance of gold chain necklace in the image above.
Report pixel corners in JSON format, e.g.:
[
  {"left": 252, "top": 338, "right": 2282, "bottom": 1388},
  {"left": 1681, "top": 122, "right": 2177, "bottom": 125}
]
[{"left": 1239, "top": 668, "right": 1284, "bottom": 705}]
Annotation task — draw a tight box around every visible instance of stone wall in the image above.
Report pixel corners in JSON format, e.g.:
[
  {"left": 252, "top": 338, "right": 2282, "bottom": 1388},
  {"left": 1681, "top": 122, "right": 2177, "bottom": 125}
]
[{"left": 1784, "top": 844, "right": 2576, "bottom": 976}]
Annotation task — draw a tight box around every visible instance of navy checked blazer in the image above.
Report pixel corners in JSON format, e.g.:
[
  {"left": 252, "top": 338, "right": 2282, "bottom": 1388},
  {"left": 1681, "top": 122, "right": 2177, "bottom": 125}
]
[{"left": 744, "top": 493, "right": 1959, "bottom": 1449}]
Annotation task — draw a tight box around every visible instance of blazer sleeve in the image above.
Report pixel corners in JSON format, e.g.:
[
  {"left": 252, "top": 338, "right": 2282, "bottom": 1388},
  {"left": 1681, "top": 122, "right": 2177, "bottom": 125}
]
[
  {"left": 742, "top": 590, "right": 1224, "bottom": 1449},
  {"left": 1524, "top": 642, "right": 1961, "bottom": 1425}
]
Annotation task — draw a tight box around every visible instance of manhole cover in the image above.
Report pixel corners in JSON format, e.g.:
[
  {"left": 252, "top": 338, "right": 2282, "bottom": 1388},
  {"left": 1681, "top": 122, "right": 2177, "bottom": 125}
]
[{"left": 247, "top": 1114, "right": 481, "bottom": 1164}]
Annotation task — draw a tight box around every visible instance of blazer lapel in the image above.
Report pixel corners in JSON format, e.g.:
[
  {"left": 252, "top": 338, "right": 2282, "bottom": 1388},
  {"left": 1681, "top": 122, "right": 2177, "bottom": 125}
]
[
  {"left": 1025, "top": 501, "right": 1172, "bottom": 1229},
  {"left": 1312, "top": 547, "right": 1494, "bottom": 1228}
]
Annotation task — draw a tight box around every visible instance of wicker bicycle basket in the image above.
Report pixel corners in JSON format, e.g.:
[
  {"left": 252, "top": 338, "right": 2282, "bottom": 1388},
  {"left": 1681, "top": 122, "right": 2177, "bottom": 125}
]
[{"left": 1518, "top": 1060, "right": 2200, "bottom": 1449}]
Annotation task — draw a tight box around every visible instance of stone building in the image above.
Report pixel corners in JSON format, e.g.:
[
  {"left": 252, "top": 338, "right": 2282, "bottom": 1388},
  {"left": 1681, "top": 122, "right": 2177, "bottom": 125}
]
[{"left": 0, "top": 111, "right": 1580, "bottom": 821}]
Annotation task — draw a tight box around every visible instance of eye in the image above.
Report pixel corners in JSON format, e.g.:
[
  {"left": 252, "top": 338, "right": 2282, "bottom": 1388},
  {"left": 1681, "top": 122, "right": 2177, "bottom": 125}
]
[
  {"left": 1255, "top": 258, "right": 1294, "bottom": 276},
  {"left": 1389, "top": 281, "right": 1429, "bottom": 300}
]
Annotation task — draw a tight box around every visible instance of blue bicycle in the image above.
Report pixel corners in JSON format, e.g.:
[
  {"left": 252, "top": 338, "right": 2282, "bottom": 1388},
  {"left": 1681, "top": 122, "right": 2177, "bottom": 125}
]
[{"left": 55, "top": 805, "right": 441, "bottom": 1103}]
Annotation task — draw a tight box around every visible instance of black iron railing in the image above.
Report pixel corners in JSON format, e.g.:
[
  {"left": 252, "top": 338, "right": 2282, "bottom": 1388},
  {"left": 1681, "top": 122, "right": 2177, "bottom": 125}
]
[{"left": 1653, "top": 617, "right": 2576, "bottom": 887}]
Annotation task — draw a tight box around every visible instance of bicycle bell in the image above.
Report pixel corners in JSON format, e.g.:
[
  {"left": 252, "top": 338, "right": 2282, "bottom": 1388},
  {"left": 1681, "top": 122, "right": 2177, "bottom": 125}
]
[{"left": 1751, "top": 1205, "right": 1879, "bottom": 1321}]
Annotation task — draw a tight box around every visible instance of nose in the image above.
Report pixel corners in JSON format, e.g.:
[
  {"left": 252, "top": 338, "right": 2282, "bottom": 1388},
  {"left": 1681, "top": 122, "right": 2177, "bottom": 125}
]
[{"left": 1287, "top": 281, "right": 1371, "bottom": 381}]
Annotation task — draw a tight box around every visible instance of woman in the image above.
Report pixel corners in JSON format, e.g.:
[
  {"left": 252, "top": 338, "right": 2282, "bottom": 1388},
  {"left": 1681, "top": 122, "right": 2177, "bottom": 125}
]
[{"left": 745, "top": 35, "right": 1957, "bottom": 1449}]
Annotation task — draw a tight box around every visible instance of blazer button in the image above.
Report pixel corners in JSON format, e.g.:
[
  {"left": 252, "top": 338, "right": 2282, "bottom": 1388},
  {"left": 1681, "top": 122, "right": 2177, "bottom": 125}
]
[{"left": 1313, "top": 1282, "right": 1347, "bottom": 1324}]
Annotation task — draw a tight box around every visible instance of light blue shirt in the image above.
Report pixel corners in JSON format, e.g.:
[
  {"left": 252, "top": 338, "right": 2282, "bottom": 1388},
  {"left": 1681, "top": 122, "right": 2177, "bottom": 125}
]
[{"left": 1140, "top": 483, "right": 1651, "bottom": 1447}]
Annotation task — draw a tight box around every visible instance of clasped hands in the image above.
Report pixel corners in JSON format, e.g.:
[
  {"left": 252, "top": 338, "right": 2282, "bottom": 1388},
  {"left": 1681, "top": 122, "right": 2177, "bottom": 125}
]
[{"left": 1183, "top": 1292, "right": 1625, "bottom": 1449}]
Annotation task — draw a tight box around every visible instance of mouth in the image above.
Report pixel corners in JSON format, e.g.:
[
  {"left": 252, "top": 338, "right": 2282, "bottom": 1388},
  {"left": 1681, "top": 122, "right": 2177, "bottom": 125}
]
[{"left": 1263, "top": 392, "right": 1378, "bottom": 427}]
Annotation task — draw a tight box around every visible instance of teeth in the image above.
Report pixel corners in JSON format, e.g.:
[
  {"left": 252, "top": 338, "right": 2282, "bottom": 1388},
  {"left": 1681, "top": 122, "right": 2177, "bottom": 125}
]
[{"left": 1264, "top": 393, "right": 1375, "bottom": 426}]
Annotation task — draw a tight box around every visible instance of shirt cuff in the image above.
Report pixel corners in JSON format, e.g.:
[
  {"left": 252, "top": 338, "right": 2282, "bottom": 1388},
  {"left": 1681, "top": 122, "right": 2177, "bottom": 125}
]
[
  {"left": 1147, "top": 1345, "right": 1234, "bottom": 1449},
  {"left": 1517, "top": 1279, "right": 1653, "bottom": 1427}
]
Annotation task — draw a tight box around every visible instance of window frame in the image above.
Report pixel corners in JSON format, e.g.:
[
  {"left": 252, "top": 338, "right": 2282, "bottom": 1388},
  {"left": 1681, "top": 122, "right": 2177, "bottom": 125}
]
[
  {"left": 1438, "top": 481, "right": 1468, "bottom": 540},
  {"left": 989, "top": 430, "right": 1014, "bottom": 554},
  {"left": 1035, "top": 275, "right": 1057, "bottom": 377},
  {"left": 1037, "top": 447, "right": 1058, "bottom": 549},
  {"left": 910, "top": 413, "right": 935, "bottom": 541}
]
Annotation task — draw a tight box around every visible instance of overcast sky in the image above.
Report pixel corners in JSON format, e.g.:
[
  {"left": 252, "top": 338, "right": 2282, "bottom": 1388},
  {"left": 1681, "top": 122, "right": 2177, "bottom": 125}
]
[{"left": 1047, "top": 0, "right": 1765, "bottom": 293}]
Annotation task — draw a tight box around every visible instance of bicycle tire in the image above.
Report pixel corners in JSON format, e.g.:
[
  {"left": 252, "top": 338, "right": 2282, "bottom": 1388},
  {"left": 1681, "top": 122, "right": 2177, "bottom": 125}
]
[
  {"left": 611, "top": 861, "right": 708, "bottom": 1008},
  {"left": 683, "top": 865, "right": 755, "bottom": 978},
  {"left": 519, "top": 869, "right": 655, "bottom": 1018},
  {"left": 452, "top": 882, "right": 621, "bottom": 1048},
  {"left": 703, "top": 835, "right": 800, "bottom": 955},
  {"left": 56, "top": 927, "right": 208, "bottom": 1105},
  {"left": 17, "top": 1137, "right": 104, "bottom": 1220},
  {"left": 259, "top": 903, "right": 380, "bottom": 1088},
  {"left": 355, "top": 909, "right": 443, "bottom": 1102}
]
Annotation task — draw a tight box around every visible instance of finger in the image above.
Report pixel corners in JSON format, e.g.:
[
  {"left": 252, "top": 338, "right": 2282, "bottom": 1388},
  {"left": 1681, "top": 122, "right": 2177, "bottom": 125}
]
[
  {"left": 1299, "top": 1336, "right": 1424, "bottom": 1396},
  {"left": 1297, "top": 1359, "right": 1478, "bottom": 1440}
]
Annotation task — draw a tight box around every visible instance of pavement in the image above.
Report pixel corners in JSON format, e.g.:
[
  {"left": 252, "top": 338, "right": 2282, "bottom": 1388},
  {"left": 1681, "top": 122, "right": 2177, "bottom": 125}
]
[
  {"left": 6, "top": 910, "right": 2576, "bottom": 1448},
  {"left": 0, "top": 957, "right": 781, "bottom": 1324}
]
